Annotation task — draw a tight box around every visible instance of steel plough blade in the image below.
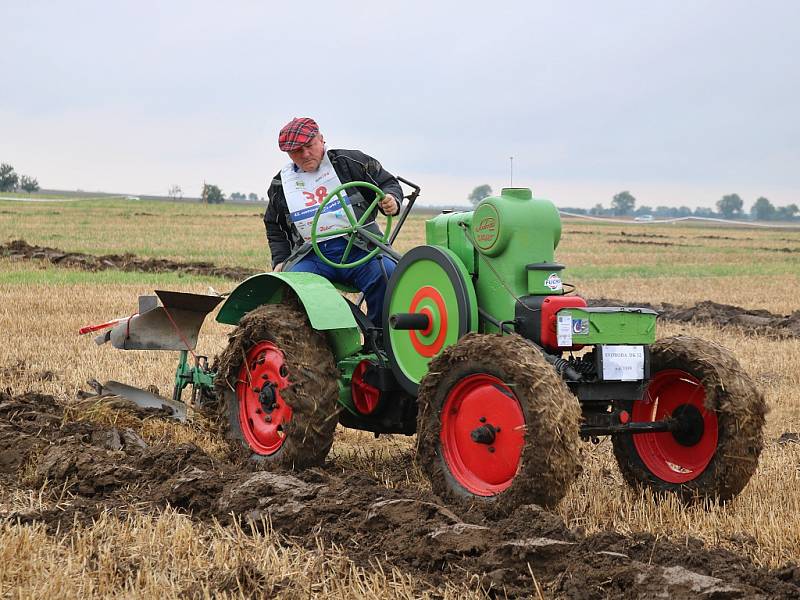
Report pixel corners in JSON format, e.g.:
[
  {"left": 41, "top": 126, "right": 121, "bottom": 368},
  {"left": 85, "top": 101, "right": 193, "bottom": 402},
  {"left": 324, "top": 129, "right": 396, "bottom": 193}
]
[{"left": 101, "top": 380, "right": 188, "bottom": 422}]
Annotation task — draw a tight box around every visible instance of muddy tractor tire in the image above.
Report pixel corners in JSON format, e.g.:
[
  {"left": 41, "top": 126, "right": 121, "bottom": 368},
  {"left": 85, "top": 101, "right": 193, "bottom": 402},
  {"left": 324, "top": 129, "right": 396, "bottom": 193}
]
[
  {"left": 214, "top": 300, "right": 340, "bottom": 468},
  {"left": 612, "top": 335, "right": 766, "bottom": 503},
  {"left": 416, "top": 333, "right": 582, "bottom": 513}
]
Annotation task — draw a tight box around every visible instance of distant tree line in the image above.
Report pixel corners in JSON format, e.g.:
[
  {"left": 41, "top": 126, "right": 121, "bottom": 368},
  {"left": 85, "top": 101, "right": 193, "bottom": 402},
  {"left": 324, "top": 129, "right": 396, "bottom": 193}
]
[
  {"left": 201, "top": 183, "right": 225, "bottom": 204},
  {"left": 198, "top": 183, "right": 265, "bottom": 204},
  {"left": 468, "top": 184, "right": 493, "bottom": 206},
  {"left": 561, "top": 191, "right": 799, "bottom": 222},
  {"left": 229, "top": 192, "right": 263, "bottom": 201},
  {"left": 168, "top": 185, "right": 183, "bottom": 200},
  {"left": 0, "top": 163, "right": 39, "bottom": 193}
]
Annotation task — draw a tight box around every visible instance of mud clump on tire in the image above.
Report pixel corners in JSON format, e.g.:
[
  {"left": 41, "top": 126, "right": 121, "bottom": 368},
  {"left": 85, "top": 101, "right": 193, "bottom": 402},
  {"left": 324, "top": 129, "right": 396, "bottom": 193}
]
[
  {"left": 416, "top": 333, "right": 582, "bottom": 514},
  {"left": 214, "top": 298, "right": 340, "bottom": 469}
]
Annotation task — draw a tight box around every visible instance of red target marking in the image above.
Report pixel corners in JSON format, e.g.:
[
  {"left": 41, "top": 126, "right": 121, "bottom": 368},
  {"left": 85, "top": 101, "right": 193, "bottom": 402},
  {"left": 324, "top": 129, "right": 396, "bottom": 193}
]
[{"left": 409, "top": 286, "right": 448, "bottom": 358}]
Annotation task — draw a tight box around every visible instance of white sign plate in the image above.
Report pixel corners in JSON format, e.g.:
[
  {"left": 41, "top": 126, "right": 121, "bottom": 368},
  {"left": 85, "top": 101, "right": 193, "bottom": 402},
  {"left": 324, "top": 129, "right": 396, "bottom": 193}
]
[
  {"left": 557, "top": 315, "right": 573, "bottom": 347},
  {"left": 601, "top": 345, "right": 644, "bottom": 381}
]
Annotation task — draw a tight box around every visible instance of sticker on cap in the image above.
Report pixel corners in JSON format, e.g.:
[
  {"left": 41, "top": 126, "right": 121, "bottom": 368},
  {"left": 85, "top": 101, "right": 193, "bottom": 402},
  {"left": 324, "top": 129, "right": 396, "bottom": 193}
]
[{"left": 545, "top": 273, "right": 563, "bottom": 291}]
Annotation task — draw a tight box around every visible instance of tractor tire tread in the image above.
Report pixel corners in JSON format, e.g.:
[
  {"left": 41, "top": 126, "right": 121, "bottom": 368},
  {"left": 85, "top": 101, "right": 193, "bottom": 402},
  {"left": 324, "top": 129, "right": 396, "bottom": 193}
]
[
  {"left": 214, "top": 297, "right": 339, "bottom": 468},
  {"left": 416, "top": 332, "right": 582, "bottom": 514}
]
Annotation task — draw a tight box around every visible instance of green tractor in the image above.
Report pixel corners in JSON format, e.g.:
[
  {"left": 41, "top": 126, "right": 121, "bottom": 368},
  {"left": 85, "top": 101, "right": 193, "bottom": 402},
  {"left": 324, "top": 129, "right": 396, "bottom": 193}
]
[{"left": 89, "top": 180, "right": 766, "bottom": 510}]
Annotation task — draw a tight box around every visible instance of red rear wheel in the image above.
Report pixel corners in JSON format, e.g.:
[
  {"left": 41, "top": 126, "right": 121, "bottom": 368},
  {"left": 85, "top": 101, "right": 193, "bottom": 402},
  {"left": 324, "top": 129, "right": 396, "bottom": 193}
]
[
  {"left": 612, "top": 336, "right": 766, "bottom": 503},
  {"left": 440, "top": 374, "right": 525, "bottom": 496},
  {"left": 632, "top": 369, "right": 718, "bottom": 483},
  {"left": 236, "top": 341, "right": 292, "bottom": 456}
]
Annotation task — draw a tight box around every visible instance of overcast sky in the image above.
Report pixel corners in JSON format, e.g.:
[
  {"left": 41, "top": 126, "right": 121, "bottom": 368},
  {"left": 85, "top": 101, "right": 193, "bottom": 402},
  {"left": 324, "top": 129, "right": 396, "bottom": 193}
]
[{"left": 2, "top": 1, "right": 798, "bottom": 209}]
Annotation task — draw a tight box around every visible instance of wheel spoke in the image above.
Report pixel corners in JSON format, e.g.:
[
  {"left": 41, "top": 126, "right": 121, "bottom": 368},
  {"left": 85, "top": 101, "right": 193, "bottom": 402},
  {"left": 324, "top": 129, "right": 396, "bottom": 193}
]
[
  {"left": 336, "top": 192, "right": 357, "bottom": 226},
  {"left": 357, "top": 197, "right": 382, "bottom": 226},
  {"left": 341, "top": 234, "right": 356, "bottom": 263},
  {"left": 359, "top": 228, "right": 384, "bottom": 243}
]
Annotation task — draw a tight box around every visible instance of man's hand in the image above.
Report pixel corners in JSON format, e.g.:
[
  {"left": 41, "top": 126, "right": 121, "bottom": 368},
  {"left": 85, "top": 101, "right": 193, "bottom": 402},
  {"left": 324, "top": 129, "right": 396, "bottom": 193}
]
[
  {"left": 273, "top": 262, "right": 284, "bottom": 272},
  {"left": 378, "top": 194, "right": 400, "bottom": 216}
]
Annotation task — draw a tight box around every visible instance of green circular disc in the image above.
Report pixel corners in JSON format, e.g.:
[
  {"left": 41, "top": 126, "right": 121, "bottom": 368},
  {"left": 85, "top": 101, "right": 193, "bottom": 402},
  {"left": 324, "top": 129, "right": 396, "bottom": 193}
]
[
  {"left": 472, "top": 202, "right": 500, "bottom": 252},
  {"left": 383, "top": 246, "right": 474, "bottom": 394}
]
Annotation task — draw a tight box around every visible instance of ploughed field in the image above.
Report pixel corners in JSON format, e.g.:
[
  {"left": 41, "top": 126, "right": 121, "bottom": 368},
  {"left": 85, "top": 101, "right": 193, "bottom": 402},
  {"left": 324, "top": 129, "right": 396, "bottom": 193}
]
[{"left": 1, "top": 198, "right": 799, "bottom": 598}]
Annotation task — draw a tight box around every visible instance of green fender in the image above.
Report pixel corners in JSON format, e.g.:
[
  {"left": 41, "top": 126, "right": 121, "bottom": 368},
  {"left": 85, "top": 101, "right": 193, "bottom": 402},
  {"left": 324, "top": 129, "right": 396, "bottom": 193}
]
[{"left": 215, "top": 272, "right": 362, "bottom": 359}]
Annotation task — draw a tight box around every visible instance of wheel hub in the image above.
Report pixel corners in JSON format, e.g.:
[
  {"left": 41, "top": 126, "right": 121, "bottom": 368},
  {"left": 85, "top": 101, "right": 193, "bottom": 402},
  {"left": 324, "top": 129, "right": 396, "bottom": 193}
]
[
  {"left": 259, "top": 383, "right": 276, "bottom": 411},
  {"left": 440, "top": 374, "right": 525, "bottom": 496},
  {"left": 470, "top": 423, "right": 497, "bottom": 445},
  {"left": 632, "top": 369, "right": 718, "bottom": 483},
  {"left": 236, "top": 341, "right": 292, "bottom": 456},
  {"left": 672, "top": 403, "right": 705, "bottom": 446}
]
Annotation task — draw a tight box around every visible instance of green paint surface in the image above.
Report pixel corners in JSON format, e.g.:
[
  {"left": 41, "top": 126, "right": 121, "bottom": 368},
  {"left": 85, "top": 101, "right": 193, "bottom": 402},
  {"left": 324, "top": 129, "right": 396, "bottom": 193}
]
[
  {"left": 388, "top": 257, "right": 458, "bottom": 385},
  {"left": 387, "top": 249, "right": 477, "bottom": 386},
  {"left": 561, "top": 307, "right": 657, "bottom": 345},
  {"left": 217, "top": 272, "right": 361, "bottom": 359},
  {"left": 471, "top": 188, "right": 562, "bottom": 330}
]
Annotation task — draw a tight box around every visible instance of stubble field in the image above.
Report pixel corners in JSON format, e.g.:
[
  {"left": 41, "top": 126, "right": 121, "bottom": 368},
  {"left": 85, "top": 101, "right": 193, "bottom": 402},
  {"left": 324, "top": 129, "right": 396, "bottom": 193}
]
[{"left": 0, "top": 197, "right": 799, "bottom": 599}]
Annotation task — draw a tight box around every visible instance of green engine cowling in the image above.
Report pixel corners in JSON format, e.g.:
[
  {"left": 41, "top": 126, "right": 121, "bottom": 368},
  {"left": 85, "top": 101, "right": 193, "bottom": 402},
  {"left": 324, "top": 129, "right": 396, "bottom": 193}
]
[
  {"left": 426, "top": 188, "right": 564, "bottom": 332},
  {"left": 423, "top": 187, "right": 655, "bottom": 348}
]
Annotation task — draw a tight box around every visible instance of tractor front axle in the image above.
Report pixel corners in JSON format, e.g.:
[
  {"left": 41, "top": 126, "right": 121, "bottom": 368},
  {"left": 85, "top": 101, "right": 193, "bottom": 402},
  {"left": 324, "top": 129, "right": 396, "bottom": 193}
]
[{"left": 580, "top": 414, "right": 679, "bottom": 438}]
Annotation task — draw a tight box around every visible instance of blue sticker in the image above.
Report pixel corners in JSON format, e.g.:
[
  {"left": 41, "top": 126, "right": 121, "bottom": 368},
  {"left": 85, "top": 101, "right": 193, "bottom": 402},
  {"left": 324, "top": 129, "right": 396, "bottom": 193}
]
[{"left": 572, "top": 318, "right": 589, "bottom": 335}]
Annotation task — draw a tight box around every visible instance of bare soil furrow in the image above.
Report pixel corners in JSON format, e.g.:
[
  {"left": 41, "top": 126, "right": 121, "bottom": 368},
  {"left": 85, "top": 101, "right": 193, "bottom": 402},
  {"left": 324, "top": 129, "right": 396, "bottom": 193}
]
[
  {"left": 0, "top": 239, "right": 258, "bottom": 281},
  {"left": 1, "top": 391, "right": 798, "bottom": 599}
]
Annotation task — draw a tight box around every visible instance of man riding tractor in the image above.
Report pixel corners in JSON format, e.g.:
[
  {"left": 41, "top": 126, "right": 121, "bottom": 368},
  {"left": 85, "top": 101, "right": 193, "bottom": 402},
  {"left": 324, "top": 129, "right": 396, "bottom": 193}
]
[{"left": 264, "top": 117, "right": 401, "bottom": 326}]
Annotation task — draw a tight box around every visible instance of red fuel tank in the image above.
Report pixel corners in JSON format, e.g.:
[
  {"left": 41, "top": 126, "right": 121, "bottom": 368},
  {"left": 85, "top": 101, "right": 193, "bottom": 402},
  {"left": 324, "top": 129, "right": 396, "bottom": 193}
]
[{"left": 539, "top": 295, "right": 588, "bottom": 351}]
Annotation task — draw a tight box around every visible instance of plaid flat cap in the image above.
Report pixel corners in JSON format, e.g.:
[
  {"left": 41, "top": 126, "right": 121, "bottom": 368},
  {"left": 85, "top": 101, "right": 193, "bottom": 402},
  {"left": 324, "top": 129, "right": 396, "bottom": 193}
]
[{"left": 278, "top": 117, "right": 319, "bottom": 151}]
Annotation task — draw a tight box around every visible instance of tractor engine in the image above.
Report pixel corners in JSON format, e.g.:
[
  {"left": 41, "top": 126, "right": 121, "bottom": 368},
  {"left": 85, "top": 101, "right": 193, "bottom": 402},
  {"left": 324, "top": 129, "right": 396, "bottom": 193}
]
[
  {"left": 425, "top": 187, "right": 587, "bottom": 351},
  {"left": 386, "top": 186, "right": 654, "bottom": 408}
]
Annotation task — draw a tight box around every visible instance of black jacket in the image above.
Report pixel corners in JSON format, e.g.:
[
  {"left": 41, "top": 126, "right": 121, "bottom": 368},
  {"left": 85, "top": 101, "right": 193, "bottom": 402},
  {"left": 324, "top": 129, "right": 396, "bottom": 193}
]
[{"left": 264, "top": 148, "right": 403, "bottom": 269}]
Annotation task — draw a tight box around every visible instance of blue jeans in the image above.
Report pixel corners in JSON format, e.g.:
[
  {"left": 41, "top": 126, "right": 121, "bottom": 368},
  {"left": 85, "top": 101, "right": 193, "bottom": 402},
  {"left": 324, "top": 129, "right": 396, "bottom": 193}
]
[{"left": 289, "top": 237, "right": 396, "bottom": 326}]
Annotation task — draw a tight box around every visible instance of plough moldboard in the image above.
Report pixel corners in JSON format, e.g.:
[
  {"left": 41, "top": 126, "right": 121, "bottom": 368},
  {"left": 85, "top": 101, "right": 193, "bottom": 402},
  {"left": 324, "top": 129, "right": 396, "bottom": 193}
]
[{"left": 82, "top": 290, "right": 223, "bottom": 421}]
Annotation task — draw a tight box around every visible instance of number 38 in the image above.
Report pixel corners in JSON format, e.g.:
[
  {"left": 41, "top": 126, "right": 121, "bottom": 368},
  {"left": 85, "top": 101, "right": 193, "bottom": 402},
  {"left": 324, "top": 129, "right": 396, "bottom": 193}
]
[{"left": 303, "top": 185, "right": 328, "bottom": 207}]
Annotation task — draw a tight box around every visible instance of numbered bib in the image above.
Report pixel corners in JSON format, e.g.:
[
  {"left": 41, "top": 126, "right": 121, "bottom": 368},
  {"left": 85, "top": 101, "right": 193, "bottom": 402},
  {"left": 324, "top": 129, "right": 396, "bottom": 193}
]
[{"left": 281, "top": 152, "right": 352, "bottom": 243}]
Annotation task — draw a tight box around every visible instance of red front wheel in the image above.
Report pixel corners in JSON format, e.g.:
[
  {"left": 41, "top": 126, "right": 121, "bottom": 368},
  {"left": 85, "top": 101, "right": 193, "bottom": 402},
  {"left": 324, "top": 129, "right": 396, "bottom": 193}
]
[
  {"left": 613, "top": 336, "right": 766, "bottom": 502},
  {"left": 236, "top": 341, "right": 292, "bottom": 456},
  {"left": 215, "top": 300, "right": 339, "bottom": 468},
  {"left": 439, "top": 374, "right": 525, "bottom": 496},
  {"left": 416, "top": 333, "right": 581, "bottom": 513}
]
